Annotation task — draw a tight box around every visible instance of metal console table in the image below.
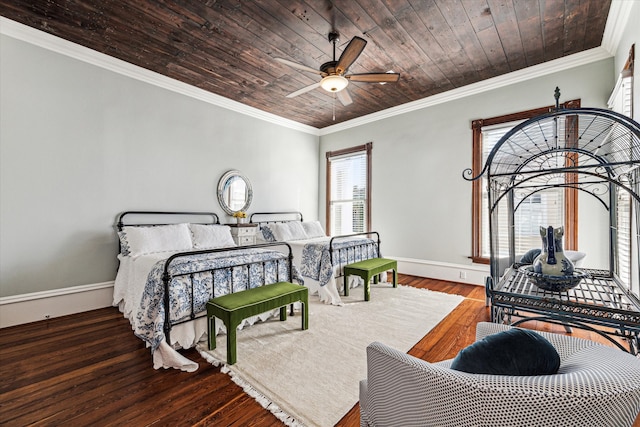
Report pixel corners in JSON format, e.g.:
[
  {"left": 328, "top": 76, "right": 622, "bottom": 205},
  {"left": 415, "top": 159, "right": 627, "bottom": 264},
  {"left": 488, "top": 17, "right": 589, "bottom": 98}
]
[
  {"left": 490, "top": 265, "right": 640, "bottom": 353},
  {"left": 465, "top": 90, "right": 640, "bottom": 354}
]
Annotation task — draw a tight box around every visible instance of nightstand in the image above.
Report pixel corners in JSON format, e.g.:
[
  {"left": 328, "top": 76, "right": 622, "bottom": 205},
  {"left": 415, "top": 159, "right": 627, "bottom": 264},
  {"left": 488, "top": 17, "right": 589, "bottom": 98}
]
[{"left": 227, "top": 223, "right": 258, "bottom": 245}]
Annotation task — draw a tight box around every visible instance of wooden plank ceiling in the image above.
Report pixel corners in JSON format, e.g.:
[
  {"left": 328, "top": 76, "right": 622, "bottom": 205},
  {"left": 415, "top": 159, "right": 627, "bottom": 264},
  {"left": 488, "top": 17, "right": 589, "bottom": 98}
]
[{"left": 0, "top": 0, "right": 612, "bottom": 129}]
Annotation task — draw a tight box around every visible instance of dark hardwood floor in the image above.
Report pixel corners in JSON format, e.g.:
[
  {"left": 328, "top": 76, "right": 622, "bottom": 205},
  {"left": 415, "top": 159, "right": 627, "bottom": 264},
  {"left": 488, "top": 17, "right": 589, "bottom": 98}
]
[{"left": 1, "top": 274, "right": 638, "bottom": 426}]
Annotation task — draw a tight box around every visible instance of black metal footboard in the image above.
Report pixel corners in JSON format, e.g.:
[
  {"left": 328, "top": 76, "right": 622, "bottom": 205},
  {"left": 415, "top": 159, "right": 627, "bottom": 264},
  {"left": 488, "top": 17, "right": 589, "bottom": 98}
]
[
  {"left": 329, "top": 231, "right": 381, "bottom": 277},
  {"left": 160, "top": 242, "right": 294, "bottom": 346}
]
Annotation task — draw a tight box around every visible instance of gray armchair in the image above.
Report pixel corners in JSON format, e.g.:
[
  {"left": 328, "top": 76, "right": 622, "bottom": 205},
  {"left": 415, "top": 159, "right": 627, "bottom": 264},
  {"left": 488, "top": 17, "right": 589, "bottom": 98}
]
[{"left": 360, "top": 322, "right": 640, "bottom": 427}]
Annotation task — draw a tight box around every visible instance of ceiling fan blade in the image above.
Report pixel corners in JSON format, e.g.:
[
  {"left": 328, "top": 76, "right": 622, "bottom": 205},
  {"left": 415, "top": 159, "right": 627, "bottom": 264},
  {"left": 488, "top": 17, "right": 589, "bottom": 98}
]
[
  {"left": 275, "top": 57, "right": 325, "bottom": 76},
  {"left": 336, "top": 88, "right": 352, "bottom": 106},
  {"left": 335, "top": 36, "right": 367, "bottom": 74},
  {"left": 346, "top": 72, "right": 400, "bottom": 83},
  {"left": 286, "top": 82, "right": 321, "bottom": 98}
]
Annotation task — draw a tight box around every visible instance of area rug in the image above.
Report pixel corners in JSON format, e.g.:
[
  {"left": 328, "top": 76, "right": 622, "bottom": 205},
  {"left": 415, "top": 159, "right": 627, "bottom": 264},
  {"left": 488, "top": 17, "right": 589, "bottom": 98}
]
[{"left": 197, "top": 284, "right": 463, "bottom": 427}]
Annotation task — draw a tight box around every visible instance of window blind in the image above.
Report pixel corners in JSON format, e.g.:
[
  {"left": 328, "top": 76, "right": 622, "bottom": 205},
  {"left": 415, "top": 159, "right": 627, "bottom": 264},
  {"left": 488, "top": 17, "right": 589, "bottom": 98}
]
[
  {"left": 609, "top": 72, "right": 634, "bottom": 286},
  {"left": 617, "top": 188, "right": 632, "bottom": 285},
  {"left": 481, "top": 125, "right": 565, "bottom": 258},
  {"left": 609, "top": 75, "right": 633, "bottom": 117},
  {"left": 329, "top": 152, "right": 368, "bottom": 235}
]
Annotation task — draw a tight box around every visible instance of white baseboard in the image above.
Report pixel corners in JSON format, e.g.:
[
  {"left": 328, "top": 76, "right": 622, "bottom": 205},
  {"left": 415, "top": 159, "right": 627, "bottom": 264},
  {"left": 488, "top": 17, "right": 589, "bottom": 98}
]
[
  {"left": 0, "top": 282, "right": 114, "bottom": 328},
  {"left": 392, "top": 256, "right": 489, "bottom": 286},
  {"left": 0, "top": 257, "right": 486, "bottom": 328}
]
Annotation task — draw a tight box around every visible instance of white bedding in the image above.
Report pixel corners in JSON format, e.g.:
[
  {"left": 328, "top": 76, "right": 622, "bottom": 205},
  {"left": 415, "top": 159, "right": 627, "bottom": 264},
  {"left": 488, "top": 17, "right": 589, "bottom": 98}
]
[
  {"left": 286, "top": 237, "right": 360, "bottom": 305},
  {"left": 114, "top": 252, "right": 203, "bottom": 371},
  {"left": 114, "top": 252, "right": 207, "bottom": 370},
  {"left": 114, "top": 253, "right": 169, "bottom": 320}
]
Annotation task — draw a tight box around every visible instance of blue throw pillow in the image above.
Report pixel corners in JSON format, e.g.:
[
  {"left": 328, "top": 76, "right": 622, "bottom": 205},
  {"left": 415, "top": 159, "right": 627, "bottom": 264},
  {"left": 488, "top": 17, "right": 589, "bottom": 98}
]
[
  {"left": 261, "top": 225, "right": 276, "bottom": 242},
  {"left": 450, "top": 328, "right": 560, "bottom": 376},
  {"left": 520, "top": 248, "right": 542, "bottom": 264}
]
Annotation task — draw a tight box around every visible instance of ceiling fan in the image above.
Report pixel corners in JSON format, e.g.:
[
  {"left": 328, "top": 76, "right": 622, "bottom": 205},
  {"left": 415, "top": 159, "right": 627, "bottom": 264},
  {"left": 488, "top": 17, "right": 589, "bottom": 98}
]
[{"left": 275, "top": 31, "right": 400, "bottom": 106}]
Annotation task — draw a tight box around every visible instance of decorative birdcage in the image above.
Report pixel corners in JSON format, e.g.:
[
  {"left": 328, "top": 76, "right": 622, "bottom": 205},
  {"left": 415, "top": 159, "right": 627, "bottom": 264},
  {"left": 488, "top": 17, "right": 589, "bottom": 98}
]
[{"left": 463, "top": 89, "right": 640, "bottom": 352}]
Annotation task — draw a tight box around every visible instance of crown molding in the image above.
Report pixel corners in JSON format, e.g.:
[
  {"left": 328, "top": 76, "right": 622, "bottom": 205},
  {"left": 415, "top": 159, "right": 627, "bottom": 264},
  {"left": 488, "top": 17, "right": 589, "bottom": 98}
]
[
  {"left": 0, "top": 17, "right": 320, "bottom": 136},
  {"left": 601, "top": 0, "right": 633, "bottom": 54},
  {"left": 319, "top": 46, "right": 612, "bottom": 135}
]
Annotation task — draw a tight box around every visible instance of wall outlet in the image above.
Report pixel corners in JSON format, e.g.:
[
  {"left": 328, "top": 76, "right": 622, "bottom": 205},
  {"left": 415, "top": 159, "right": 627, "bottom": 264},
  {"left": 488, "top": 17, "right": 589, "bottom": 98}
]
[
  {"left": 44, "top": 314, "right": 51, "bottom": 319},
  {"left": 459, "top": 271, "right": 467, "bottom": 279}
]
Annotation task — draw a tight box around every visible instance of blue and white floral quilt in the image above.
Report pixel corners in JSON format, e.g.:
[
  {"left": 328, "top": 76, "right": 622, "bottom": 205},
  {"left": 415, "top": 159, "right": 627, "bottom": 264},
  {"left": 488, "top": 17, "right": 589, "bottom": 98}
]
[
  {"left": 300, "top": 237, "right": 379, "bottom": 288},
  {"left": 133, "top": 248, "right": 295, "bottom": 351}
]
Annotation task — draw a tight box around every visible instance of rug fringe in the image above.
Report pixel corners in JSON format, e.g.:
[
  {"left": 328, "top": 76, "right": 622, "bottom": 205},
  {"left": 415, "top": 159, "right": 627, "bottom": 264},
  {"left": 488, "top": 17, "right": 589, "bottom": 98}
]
[{"left": 197, "top": 345, "right": 307, "bottom": 427}]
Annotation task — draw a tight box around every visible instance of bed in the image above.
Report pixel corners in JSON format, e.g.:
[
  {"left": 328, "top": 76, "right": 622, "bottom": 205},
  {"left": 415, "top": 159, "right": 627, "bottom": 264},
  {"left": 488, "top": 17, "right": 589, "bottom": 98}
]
[
  {"left": 113, "top": 211, "right": 298, "bottom": 371},
  {"left": 249, "top": 212, "right": 385, "bottom": 305}
]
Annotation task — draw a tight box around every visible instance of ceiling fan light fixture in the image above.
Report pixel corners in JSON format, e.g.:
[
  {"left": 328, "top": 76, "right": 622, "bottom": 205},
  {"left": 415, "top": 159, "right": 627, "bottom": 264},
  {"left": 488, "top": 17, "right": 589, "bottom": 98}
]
[{"left": 320, "top": 75, "right": 348, "bottom": 93}]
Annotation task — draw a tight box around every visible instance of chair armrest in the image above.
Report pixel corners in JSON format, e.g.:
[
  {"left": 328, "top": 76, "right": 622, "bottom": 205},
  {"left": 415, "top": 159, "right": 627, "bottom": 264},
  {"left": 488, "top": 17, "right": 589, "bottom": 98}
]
[
  {"left": 359, "top": 380, "right": 371, "bottom": 427},
  {"left": 363, "top": 341, "right": 477, "bottom": 426}
]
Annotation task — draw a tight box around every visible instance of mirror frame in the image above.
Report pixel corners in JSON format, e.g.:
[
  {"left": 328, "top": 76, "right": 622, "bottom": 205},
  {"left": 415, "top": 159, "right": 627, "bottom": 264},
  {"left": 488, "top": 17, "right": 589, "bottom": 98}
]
[{"left": 217, "top": 170, "right": 253, "bottom": 215}]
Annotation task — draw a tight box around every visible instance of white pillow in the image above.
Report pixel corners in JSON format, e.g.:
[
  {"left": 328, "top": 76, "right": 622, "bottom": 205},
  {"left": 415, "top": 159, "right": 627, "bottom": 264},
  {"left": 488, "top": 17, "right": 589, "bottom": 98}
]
[
  {"left": 286, "top": 221, "right": 308, "bottom": 240},
  {"left": 121, "top": 224, "right": 192, "bottom": 257},
  {"left": 302, "top": 221, "right": 326, "bottom": 238},
  {"left": 271, "top": 222, "right": 294, "bottom": 242},
  {"left": 189, "top": 224, "right": 236, "bottom": 249}
]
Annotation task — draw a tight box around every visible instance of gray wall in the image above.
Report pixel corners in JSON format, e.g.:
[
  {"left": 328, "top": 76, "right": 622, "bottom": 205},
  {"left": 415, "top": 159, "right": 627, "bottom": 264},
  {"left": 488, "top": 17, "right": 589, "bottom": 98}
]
[
  {"left": 319, "top": 58, "right": 615, "bottom": 269},
  {"left": 0, "top": 34, "right": 319, "bottom": 297}
]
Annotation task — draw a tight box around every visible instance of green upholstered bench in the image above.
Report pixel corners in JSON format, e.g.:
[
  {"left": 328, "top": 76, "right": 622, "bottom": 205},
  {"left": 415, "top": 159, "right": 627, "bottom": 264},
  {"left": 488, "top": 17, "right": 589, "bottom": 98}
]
[
  {"left": 343, "top": 258, "right": 398, "bottom": 301},
  {"left": 207, "top": 281, "right": 308, "bottom": 365}
]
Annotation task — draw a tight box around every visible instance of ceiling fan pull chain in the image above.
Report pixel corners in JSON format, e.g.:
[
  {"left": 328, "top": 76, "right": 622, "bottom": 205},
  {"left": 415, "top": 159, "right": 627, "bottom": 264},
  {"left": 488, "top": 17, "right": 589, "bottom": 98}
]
[{"left": 333, "top": 94, "right": 336, "bottom": 121}]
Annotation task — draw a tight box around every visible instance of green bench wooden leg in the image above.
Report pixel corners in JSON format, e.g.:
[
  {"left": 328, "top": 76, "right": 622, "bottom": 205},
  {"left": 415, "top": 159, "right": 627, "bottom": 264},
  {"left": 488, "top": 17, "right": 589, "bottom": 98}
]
[
  {"left": 226, "top": 320, "right": 239, "bottom": 365},
  {"left": 301, "top": 300, "right": 308, "bottom": 330},
  {"left": 209, "top": 316, "right": 222, "bottom": 351}
]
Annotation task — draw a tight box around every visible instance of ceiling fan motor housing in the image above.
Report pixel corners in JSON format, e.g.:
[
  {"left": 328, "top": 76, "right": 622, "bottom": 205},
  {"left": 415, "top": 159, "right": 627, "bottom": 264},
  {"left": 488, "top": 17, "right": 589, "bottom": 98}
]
[{"left": 320, "top": 61, "right": 338, "bottom": 75}]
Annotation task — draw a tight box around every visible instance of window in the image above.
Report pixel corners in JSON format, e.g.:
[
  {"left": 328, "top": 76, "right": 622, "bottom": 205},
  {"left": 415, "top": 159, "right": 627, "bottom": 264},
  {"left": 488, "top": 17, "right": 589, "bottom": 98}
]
[
  {"left": 608, "top": 44, "right": 634, "bottom": 286},
  {"left": 608, "top": 44, "right": 634, "bottom": 117},
  {"left": 471, "top": 100, "right": 580, "bottom": 263},
  {"left": 326, "top": 143, "right": 371, "bottom": 236},
  {"left": 616, "top": 189, "right": 632, "bottom": 285}
]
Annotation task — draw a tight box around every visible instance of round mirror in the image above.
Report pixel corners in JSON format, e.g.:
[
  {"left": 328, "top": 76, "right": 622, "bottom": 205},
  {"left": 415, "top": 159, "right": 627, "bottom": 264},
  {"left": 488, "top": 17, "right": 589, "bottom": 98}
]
[{"left": 217, "top": 170, "right": 253, "bottom": 215}]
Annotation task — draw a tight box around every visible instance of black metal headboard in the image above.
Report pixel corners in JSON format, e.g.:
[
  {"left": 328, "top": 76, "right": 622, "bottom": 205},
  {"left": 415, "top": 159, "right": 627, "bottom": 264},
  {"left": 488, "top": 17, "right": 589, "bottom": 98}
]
[
  {"left": 116, "top": 211, "right": 220, "bottom": 231},
  {"left": 249, "top": 211, "right": 303, "bottom": 225}
]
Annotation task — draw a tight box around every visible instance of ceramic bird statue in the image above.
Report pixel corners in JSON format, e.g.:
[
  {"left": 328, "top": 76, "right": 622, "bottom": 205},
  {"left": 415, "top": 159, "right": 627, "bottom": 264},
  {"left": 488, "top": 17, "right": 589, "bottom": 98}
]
[{"left": 533, "top": 226, "right": 575, "bottom": 276}]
